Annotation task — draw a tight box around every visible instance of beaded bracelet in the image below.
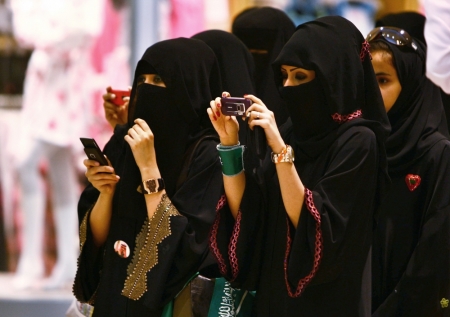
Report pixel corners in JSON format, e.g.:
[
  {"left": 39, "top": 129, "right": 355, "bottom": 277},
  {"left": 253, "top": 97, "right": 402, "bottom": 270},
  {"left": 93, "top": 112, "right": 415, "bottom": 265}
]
[{"left": 217, "top": 143, "right": 245, "bottom": 176}]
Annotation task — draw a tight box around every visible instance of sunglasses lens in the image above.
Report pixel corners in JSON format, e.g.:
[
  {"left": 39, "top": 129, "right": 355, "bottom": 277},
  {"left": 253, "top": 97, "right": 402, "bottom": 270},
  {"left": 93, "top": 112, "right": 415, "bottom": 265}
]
[{"left": 366, "top": 27, "right": 417, "bottom": 51}]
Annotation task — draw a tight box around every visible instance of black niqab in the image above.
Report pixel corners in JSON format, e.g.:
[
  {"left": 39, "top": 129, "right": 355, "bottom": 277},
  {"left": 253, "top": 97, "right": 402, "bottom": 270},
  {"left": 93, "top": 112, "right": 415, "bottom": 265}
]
[
  {"left": 116, "top": 38, "right": 222, "bottom": 220},
  {"left": 273, "top": 16, "right": 390, "bottom": 162},
  {"left": 232, "top": 6, "right": 295, "bottom": 126}
]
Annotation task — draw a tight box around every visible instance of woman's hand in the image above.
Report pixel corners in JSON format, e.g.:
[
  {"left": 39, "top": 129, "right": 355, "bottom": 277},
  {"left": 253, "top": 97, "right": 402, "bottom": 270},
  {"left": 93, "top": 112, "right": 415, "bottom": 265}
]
[
  {"left": 84, "top": 157, "right": 120, "bottom": 195},
  {"left": 124, "top": 118, "right": 160, "bottom": 178},
  {"left": 103, "top": 86, "right": 130, "bottom": 129},
  {"left": 207, "top": 91, "right": 240, "bottom": 146},
  {"left": 245, "top": 94, "right": 286, "bottom": 153}
]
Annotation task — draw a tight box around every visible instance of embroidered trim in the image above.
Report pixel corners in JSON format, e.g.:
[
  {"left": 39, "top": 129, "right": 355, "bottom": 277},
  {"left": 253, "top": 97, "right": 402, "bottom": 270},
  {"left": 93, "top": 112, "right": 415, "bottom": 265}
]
[
  {"left": 209, "top": 195, "right": 228, "bottom": 276},
  {"left": 79, "top": 208, "right": 90, "bottom": 251},
  {"left": 284, "top": 188, "right": 323, "bottom": 298},
  {"left": 331, "top": 109, "right": 362, "bottom": 124},
  {"left": 73, "top": 206, "right": 99, "bottom": 305},
  {"left": 122, "top": 194, "right": 181, "bottom": 300},
  {"left": 360, "top": 40, "right": 372, "bottom": 61},
  {"left": 228, "top": 211, "right": 242, "bottom": 282}
]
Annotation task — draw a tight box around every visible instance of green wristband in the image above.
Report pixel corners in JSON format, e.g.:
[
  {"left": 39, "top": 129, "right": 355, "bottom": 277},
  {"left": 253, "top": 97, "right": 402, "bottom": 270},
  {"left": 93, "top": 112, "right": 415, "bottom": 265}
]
[{"left": 217, "top": 144, "right": 245, "bottom": 176}]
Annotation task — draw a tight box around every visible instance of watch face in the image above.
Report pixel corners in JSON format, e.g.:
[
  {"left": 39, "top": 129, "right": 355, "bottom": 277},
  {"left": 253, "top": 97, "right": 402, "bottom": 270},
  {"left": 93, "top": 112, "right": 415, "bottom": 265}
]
[{"left": 146, "top": 179, "right": 157, "bottom": 193}]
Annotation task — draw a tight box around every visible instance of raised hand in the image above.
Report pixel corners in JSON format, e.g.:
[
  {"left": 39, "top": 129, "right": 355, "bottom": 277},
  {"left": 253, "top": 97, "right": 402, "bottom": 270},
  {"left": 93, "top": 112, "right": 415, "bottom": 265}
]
[
  {"left": 244, "top": 94, "right": 286, "bottom": 154},
  {"left": 103, "top": 86, "right": 130, "bottom": 128},
  {"left": 124, "top": 118, "right": 160, "bottom": 178},
  {"left": 207, "top": 91, "right": 240, "bottom": 146}
]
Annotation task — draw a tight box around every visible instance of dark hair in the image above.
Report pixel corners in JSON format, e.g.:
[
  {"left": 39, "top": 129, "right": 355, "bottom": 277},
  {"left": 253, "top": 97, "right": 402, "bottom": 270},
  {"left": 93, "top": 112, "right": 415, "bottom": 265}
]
[{"left": 369, "top": 40, "right": 395, "bottom": 66}]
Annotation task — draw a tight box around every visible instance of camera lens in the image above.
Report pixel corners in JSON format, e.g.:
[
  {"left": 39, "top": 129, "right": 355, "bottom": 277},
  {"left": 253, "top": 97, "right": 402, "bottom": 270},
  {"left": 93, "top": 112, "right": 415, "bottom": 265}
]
[{"left": 89, "top": 154, "right": 96, "bottom": 159}]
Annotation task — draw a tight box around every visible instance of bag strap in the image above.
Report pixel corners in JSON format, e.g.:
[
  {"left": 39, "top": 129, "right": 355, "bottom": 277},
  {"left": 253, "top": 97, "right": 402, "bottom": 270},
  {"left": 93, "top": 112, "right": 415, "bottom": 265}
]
[{"left": 175, "top": 134, "right": 219, "bottom": 191}]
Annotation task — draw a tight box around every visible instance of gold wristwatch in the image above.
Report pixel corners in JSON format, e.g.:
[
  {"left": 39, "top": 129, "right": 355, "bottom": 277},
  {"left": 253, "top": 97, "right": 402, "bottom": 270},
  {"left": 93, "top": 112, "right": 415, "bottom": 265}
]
[
  {"left": 271, "top": 145, "right": 295, "bottom": 163},
  {"left": 137, "top": 178, "right": 165, "bottom": 194}
]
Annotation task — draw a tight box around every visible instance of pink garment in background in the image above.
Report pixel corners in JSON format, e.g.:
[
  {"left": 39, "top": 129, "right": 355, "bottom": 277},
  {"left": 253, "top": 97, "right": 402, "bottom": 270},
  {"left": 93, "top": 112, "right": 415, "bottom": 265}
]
[
  {"left": 87, "top": 0, "right": 130, "bottom": 149},
  {"left": 90, "top": 0, "right": 121, "bottom": 74},
  {"left": 170, "top": 0, "right": 205, "bottom": 38}
]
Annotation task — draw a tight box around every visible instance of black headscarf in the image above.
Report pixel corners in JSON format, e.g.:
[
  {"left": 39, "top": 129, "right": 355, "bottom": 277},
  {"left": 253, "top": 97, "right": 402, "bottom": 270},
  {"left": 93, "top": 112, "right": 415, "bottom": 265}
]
[
  {"left": 192, "top": 29, "right": 255, "bottom": 144},
  {"left": 273, "top": 16, "right": 390, "bottom": 161},
  {"left": 370, "top": 37, "right": 449, "bottom": 174},
  {"left": 375, "top": 11, "right": 450, "bottom": 135},
  {"left": 232, "top": 6, "right": 295, "bottom": 126},
  {"left": 375, "top": 12, "right": 426, "bottom": 45},
  {"left": 115, "top": 38, "right": 222, "bottom": 220}
]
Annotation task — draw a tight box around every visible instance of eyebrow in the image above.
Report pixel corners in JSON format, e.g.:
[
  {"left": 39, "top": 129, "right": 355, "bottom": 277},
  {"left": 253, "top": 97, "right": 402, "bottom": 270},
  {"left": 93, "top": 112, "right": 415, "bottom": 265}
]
[
  {"left": 281, "top": 67, "right": 303, "bottom": 72},
  {"left": 375, "top": 72, "right": 391, "bottom": 76}
]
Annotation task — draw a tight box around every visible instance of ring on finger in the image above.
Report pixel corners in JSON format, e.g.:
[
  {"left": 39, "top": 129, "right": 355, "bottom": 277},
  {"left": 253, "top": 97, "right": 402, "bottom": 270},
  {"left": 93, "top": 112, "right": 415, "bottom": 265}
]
[{"left": 256, "top": 111, "right": 260, "bottom": 119}]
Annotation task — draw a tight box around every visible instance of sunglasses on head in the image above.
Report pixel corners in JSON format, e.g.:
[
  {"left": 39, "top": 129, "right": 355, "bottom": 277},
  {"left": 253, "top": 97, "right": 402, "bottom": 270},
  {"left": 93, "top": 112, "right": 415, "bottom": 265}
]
[{"left": 366, "top": 26, "right": 418, "bottom": 51}]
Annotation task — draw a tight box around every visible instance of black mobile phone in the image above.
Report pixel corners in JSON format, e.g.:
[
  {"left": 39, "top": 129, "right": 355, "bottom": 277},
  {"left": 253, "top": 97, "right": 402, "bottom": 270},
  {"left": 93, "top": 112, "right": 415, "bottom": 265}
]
[
  {"left": 221, "top": 97, "right": 252, "bottom": 116},
  {"left": 80, "top": 138, "right": 109, "bottom": 166}
]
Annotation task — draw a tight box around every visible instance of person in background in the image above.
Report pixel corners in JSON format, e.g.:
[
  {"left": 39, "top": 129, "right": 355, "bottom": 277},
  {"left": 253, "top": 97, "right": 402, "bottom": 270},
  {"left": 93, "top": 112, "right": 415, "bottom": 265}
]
[
  {"left": 192, "top": 29, "right": 255, "bottom": 145},
  {"left": 208, "top": 16, "right": 390, "bottom": 316},
  {"left": 367, "top": 26, "right": 450, "bottom": 316},
  {"left": 375, "top": 10, "right": 450, "bottom": 135},
  {"left": 9, "top": 0, "right": 103, "bottom": 290},
  {"left": 73, "top": 38, "right": 224, "bottom": 316},
  {"left": 232, "top": 6, "right": 295, "bottom": 127}
]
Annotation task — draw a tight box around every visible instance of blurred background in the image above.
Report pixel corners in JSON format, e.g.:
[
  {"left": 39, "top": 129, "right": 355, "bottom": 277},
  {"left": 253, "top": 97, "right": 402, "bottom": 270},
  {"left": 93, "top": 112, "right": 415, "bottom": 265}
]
[{"left": 0, "top": 0, "right": 422, "bottom": 315}]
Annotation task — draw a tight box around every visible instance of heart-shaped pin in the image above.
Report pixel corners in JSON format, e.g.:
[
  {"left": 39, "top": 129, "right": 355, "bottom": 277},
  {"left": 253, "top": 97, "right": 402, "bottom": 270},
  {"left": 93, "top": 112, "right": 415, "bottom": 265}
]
[{"left": 405, "top": 174, "right": 421, "bottom": 192}]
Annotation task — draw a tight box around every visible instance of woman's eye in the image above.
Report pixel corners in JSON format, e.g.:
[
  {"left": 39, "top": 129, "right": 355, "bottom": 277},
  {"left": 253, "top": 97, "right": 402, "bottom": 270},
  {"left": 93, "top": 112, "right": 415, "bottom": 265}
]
[
  {"left": 295, "top": 73, "right": 307, "bottom": 81},
  {"left": 137, "top": 75, "right": 146, "bottom": 85},
  {"left": 377, "top": 77, "right": 388, "bottom": 85},
  {"left": 154, "top": 75, "right": 163, "bottom": 83}
]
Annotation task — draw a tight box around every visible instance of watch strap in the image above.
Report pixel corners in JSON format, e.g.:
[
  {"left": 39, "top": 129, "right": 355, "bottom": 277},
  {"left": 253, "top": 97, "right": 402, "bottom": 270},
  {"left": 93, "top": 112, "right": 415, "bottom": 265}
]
[{"left": 271, "top": 145, "right": 295, "bottom": 163}]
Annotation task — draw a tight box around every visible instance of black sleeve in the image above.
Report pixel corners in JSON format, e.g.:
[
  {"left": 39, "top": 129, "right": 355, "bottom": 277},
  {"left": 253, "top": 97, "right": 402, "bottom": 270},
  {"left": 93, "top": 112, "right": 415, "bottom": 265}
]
[
  {"left": 130, "top": 139, "right": 225, "bottom": 309},
  {"left": 73, "top": 130, "right": 124, "bottom": 303},
  {"left": 209, "top": 167, "right": 267, "bottom": 290},
  {"left": 286, "top": 128, "right": 379, "bottom": 290}
]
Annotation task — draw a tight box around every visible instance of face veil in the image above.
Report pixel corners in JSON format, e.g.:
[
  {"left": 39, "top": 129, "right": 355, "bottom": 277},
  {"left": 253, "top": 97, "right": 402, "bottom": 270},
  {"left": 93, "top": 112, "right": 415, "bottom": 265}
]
[
  {"left": 115, "top": 38, "right": 222, "bottom": 220},
  {"left": 272, "top": 16, "right": 390, "bottom": 159}
]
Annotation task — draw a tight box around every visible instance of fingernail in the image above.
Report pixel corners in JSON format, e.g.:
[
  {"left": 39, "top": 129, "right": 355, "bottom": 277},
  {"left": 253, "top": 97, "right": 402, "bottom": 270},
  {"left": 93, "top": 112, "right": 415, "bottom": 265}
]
[
  {"left": 216, "top": 111, "right": 220, "bottom": 117},
  {"left": 213, "top": 115, "right": 217, "bottom": 121},
  {"left": 217, "top": 103, "right": 221, "bottom": 107}
]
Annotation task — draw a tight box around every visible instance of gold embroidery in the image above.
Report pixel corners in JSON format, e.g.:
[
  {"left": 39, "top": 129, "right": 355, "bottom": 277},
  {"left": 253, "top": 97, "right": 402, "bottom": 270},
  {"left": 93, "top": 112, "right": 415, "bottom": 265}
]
[
  {"left": 441, "top": 298, "right": 449, "bottom": 308},
  {"left": 73, "top": 206, "right": 98, "bottom": 305},
  {"left": 122, "top": 194, "right": 181, "bottom": 300},
  {"left": 79, "top": 206, "right": 93, "bottom": 251}
]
